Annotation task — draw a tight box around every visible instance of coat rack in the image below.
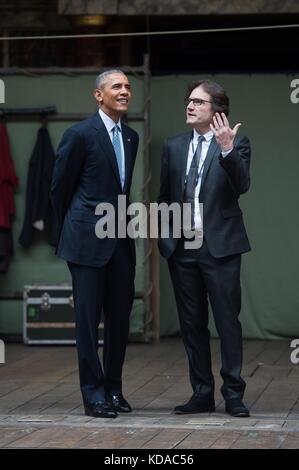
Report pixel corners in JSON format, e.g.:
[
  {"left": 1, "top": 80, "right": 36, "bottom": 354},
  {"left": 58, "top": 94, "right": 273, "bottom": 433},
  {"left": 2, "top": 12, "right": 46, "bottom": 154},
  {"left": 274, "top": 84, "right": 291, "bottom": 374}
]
[
  {"left": 0, "top": 107, "right": 143, "bottom": 123},
  {"left": 0, "top": 106, "right": 57, "bottom": 121}
]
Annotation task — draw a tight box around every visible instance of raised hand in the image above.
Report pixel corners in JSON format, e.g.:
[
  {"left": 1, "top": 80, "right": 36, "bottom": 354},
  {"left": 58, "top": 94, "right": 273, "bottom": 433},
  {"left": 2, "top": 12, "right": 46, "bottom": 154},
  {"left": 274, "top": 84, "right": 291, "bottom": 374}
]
[{"left": 210, "top": 112, "right": 241, "bottom": 152}]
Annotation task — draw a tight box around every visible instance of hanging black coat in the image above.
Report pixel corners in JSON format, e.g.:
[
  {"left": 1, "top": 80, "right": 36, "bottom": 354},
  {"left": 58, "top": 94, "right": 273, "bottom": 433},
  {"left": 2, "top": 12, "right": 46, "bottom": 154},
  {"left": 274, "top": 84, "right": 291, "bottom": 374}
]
[{"left": 19, "top": 126, "right": 56, "bottom": 248}]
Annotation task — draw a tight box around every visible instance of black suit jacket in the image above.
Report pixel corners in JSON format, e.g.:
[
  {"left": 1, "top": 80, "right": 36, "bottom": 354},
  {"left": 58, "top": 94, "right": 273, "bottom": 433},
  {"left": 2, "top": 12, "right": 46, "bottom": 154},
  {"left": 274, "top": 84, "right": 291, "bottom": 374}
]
[
  {"left": 158, "top": 132, "right": 251, "bottom": 259},
  {"left": 51, "top": 113, "right": 139, "bottom": 267},
  {"left": 19, "top": 127, "right": 56, "bottom": 248}
]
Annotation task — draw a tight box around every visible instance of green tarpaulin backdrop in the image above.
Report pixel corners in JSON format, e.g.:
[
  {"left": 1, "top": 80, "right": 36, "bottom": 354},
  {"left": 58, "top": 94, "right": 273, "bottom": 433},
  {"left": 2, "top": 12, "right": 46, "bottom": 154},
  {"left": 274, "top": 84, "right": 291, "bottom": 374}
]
[{"left": 0, "top": 73, "right": 298, "bottom": 339}]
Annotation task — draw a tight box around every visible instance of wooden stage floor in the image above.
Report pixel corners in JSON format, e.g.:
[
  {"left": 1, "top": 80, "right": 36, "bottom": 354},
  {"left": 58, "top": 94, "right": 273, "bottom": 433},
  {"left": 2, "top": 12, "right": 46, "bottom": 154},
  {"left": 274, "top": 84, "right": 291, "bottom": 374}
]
[{"left": 0, "top": 338, "right": 299, "bottom": 449}]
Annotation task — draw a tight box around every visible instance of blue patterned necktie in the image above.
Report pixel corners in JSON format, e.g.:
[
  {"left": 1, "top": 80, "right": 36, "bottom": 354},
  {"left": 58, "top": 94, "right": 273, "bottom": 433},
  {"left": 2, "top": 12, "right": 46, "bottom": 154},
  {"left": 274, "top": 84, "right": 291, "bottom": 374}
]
[{"left": 112, "top": 124, "right": 124, "bottom": 189}]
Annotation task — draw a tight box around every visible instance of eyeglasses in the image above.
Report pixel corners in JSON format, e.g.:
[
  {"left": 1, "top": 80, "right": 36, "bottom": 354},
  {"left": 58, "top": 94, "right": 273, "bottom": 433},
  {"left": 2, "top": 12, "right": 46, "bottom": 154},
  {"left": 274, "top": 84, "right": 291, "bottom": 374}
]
[{"left": 185, "top": 98, "right": 212, "bottom": 107}]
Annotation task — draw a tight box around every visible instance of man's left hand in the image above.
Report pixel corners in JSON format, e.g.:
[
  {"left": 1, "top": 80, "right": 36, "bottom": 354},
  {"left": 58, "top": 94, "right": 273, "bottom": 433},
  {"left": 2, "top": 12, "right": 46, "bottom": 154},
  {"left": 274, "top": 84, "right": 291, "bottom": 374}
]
[{"left": 210, "top": 112, "right": 241, "bottom": 152}]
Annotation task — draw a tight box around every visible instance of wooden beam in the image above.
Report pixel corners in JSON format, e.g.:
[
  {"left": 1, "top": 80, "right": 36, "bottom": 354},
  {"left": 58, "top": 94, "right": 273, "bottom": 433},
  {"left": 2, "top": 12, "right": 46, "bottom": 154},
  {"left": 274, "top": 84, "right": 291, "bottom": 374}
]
[{"left": 58, "top": 0, "right": 299, "bottom": 16}]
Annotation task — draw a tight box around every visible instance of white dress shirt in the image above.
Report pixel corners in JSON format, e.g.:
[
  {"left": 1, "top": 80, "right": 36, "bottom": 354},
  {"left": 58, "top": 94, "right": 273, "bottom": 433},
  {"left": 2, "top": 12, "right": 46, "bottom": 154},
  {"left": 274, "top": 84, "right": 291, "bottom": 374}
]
[
  {"left": 186, "top": 129, "right": 232, "bottom": 230},
  {"left": 98, "top": 108, "right": 125, "bottom": 188}
]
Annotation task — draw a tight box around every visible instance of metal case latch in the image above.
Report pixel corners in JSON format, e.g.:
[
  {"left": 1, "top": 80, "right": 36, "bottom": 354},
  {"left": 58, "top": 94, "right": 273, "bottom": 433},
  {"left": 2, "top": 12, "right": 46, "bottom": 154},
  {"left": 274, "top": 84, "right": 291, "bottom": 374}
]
[{"left": 41, "top": 292, "right": 51, "bottom": 311}]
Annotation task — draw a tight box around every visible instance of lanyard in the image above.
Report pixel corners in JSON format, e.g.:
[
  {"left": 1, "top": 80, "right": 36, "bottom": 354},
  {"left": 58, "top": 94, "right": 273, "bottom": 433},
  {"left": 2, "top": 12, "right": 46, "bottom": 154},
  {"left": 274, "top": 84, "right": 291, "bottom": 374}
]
[{"left": 186, "top": 138, "right": 205, "bottom": 185}]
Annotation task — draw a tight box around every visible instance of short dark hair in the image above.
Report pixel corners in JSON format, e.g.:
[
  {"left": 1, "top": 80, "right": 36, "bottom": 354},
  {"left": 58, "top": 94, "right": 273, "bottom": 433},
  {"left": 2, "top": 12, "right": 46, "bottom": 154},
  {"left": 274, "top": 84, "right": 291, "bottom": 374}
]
[
  {"left": 95, "top": 69, "right": 125, "bottom": 89},
  {"left": 185, "top": 79, "right": 230, "bottom": 116}
]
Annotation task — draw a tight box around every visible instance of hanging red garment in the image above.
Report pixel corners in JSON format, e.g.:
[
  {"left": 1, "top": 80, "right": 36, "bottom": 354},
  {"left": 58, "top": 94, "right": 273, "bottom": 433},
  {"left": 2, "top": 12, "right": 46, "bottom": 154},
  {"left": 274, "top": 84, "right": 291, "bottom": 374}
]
[{"left": 0, "top": 121, "right": 19, "bottom": 229}]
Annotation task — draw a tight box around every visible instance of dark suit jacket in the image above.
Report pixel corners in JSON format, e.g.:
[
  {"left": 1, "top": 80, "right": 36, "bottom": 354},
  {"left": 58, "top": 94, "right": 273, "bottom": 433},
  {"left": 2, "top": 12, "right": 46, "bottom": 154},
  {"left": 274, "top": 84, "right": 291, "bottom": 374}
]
[
  {"left": 158, "top": 133, "right": 251, "bottom": 259},
  {"left": 51, "top": 113, "right": 139, "bottom": 267},
  {"left": 19, "top": 127, "right": 56, "bottom": 248}
]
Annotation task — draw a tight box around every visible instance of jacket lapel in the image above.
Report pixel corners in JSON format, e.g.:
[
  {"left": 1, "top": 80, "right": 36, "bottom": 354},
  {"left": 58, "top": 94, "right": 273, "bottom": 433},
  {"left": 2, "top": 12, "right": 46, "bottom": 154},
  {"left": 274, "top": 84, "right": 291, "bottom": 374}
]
[
  {"left": 179, "top": 133, "right": 193, "bottom": 197},
  {"left": 92, "top": 113, "right": 122, "bottom": 189},
  {"left": 122, "top": 125, "right": 133, "bottom": 193},
  {"left": 200, "top": 136, "right": 220, "bottom": 190}
]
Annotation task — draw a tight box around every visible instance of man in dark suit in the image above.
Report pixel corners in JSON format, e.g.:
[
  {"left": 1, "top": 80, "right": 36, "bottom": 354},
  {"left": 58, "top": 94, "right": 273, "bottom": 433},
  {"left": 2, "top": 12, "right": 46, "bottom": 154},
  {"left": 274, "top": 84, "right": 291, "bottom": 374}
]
[
  {"left": 51, "top": 70, "right": 139, "bottom": 418},
  {"left": 158, "top": 80, "right": 251, "bottom": 417}
]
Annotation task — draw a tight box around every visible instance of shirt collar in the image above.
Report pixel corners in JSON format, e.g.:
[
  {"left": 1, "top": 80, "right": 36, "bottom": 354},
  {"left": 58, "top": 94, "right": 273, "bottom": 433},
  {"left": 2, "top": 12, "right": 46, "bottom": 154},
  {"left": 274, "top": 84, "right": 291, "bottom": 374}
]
[
  {"left": 98, "top": 108, "right": 122, "bottom": 133},
  {"left": 193, "top": 129, "right": 213, "bottom": 142}
]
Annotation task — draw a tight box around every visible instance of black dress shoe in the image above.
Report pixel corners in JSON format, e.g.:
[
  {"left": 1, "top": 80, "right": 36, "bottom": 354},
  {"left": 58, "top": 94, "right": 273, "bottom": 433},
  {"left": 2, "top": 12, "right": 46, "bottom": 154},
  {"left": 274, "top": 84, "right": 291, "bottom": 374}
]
[
  {"left": 174, "top": 395, "right": 215, "bottom": 414},
  {"left": 107, "top": 392, "right": 132, "bottom": 413},
  {"left": 225, "top": 399, "right": 250, "bottom": 417},
  {"left": 84, "top": 400, "right": 118, "bottom": 418}
]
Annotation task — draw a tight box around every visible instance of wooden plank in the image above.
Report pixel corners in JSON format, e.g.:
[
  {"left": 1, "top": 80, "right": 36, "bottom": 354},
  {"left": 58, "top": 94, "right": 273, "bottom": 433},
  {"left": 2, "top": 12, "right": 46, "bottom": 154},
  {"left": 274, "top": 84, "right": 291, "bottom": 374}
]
[
  {"left": 5, "top": 426, "right": 67, "bottom": 448},
  {"left": 250, "top": 341, "right": 290, "bottom": 365},
  {"left": 281, "top": 432, "right": 299, "bottom": 449},
  {"left": 119, "top": 428, "right": 163, "bottom": 449},
  {"left": 0, "top": 425, "right": 37, "bottom": 448},
  {"left": 12, "top": 383, "right": 78, "bottom": 414},
  {"left": 175, "top": 429, "right": 223, "bottom": 449},
  {"left": 0, "top": 382, "right": 60, "bottom": 414},
  {"left": 40, "top": 389, "right": 82, "bottom": 415},
  {"left": 77, "top": 427, "right": 144, "bottom": 449},
  {"left": 209, "top": 430, "right": 242, "bottom": 449},
  {"left": 39, "top": 427, "right": 98, "bottom": 448},
  {"left": 140, "top": 428, "right": 192, "bottom": 449},
  {"left": 231, "top": 431, "right": 285, "bottom": 449}
]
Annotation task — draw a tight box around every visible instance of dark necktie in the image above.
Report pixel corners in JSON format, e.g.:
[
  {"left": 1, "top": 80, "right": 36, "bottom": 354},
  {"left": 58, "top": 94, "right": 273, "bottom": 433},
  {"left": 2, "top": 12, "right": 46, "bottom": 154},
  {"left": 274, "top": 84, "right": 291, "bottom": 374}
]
[{"left": 184, "top": 135, "right": 205, "bottom": 229}]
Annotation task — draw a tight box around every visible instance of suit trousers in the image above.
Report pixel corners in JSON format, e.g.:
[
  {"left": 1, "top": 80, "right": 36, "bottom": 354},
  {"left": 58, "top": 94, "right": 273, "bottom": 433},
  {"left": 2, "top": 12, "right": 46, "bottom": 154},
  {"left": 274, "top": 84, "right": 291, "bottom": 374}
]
[
  {"left": 68, "top": 238, "right": 135, "bottom": 405},
  {"left": 168, "top": 238, "right": 246, "bottom": 401}
]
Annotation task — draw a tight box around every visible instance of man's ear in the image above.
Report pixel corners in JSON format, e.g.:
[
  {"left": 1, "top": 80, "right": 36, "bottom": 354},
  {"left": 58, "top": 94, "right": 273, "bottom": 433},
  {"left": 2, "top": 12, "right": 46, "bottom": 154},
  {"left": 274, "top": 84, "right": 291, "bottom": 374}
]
[{"left": 94, "top": 88, "right": 103, "bottom": 105}]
